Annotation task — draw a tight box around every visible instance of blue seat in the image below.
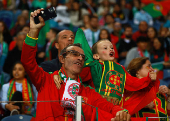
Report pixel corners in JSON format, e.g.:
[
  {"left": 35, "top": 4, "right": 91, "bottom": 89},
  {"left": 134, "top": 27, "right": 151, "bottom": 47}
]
[
  {"left": 0, "top": 10, "right": 14, "bottom": 29},
  {"left": 1, "top": 114, "right": 32, "bottom": 121}
]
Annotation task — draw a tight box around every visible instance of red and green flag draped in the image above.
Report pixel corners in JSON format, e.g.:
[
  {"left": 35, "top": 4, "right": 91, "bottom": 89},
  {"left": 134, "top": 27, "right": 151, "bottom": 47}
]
[
  {"left": 142, "top": 0, "right": 170, "bottom": 18},
  {"left": 135, "top": 93, "right": 168, "bottom": 121}
]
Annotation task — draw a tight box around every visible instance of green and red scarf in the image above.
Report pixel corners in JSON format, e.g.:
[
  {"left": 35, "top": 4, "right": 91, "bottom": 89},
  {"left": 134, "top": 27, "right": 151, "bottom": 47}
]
[
  {"left": 58, "top": 68, "right": 85, "bottom": 121},
  {"left": 90, "top": 61, "right": 126, "bottom": 106},
  {"left": 7, "top": 78, "right": 34, "bottom": 114},
  {"left": 135, "top": 93, "right": 168, "bottom": 121}
]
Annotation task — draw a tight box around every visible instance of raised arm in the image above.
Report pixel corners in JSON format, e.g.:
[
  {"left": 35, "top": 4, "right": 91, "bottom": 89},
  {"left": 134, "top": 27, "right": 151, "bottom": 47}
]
[
  {"left": 123, "top": 66, "right": 156, "bottom": 91},
  {"left": 21, "top": 9, "right": 49, "bottom": 91}
]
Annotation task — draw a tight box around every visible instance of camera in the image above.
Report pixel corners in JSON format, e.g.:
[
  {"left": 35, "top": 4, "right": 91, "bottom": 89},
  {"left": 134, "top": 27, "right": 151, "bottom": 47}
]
[{"left": 34, "top": 7, "right": 57, "bottom": 24}]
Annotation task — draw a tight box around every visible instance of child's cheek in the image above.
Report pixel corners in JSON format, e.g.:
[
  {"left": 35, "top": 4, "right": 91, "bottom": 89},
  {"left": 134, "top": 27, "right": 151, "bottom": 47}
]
[{"left": 102, "top": 51, "right": 106, "bottom": 54}]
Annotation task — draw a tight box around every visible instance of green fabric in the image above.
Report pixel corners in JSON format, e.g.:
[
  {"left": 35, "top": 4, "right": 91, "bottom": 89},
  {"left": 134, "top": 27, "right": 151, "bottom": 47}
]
[
  {"left": 45, "top": 39, "right": 55, "bottom": 60},
  {"left": 2, "top": 42, "right": 8, "bottom": 56},
  {"left": 146, "top": 117, "right": 148, "bottom": 121},
  {"left": 31, "top": 0, "right": 47, "bottom": 9},
  {"left": 0, "top": 73, "right": 4, "bottom": 90},
  {"left": 96, "top": 107, "right": 98, "bottom": 121},
  {"left": 137, "top": 93, "right": 168, "bottom": 120},
  {"left": 151, "top": 62, "right": 164, "bottom": 71},
  {"left": 25, "top": 36, "right": 37, "bottom": 47},
  {"left": 37, "top": 21, "right": 50, "bottom": 46},
  {"left": 94, "top": 61, "right": 126, "bottom": 104},
  {"left": 74, "top": 28, "right": 94, "bottom": 66},
  {"left": 142, "top": 3, "right": 163, "bottom": 18}
]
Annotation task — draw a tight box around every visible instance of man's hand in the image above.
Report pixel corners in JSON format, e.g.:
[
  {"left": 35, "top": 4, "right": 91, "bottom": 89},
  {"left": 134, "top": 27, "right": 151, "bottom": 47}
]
[
  {"left": 149, "top": 71, "right": 157, "bottom": 81},
  {"left": 5, "top": 103, "right": 20, "bottom": 111},
  {"left": 54, "top": 75, "right": 62, "bottom": 89},
  {"left": 111, "top": 111, "right": 131, "bottom": 121},
  {"left": 145, "top": 101, "right": 155, "bottom": 109},
  {"left": 159, "top": 85, "right": 169, "bottom": 94},
  {"left": 28, "top": 8, "right": 45, "bottom": 38}
]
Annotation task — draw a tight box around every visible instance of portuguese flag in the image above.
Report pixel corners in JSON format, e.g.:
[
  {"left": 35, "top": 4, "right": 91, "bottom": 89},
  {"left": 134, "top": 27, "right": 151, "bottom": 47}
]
[{"left": 142, "top": 0, "right": 170, "bottom": 18}]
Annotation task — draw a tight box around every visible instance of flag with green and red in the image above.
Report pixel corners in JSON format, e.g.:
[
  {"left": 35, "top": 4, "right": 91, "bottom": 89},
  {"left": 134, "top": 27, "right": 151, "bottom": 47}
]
[{"left": 142, "top": 0, "right": 170, "bottom": 18}]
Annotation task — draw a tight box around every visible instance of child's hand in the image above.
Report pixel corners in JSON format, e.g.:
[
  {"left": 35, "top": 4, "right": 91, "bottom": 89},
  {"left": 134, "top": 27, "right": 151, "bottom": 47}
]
[{"left": 54, "top": 75, "right": 61, "bottom": 89}]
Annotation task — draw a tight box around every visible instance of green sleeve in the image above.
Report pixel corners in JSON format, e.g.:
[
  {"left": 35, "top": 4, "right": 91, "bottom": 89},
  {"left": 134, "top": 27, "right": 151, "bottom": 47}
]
[{"left": 25, "top": 35, "right": 37, "bottom": 47}]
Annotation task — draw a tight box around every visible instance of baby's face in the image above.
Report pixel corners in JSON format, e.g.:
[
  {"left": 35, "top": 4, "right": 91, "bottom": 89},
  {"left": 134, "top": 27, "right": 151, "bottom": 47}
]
[{"left": 97, "top": 40, "right": 115, "bottom": 61}]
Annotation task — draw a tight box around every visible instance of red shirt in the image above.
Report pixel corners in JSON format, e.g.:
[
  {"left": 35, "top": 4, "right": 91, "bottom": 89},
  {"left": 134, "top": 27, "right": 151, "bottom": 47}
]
[
  {"left": 21, "top": 39, "right": 124, "bottom": 121},
  {"left": 132, "top": 31, "right": 147, "bottom": 41}
]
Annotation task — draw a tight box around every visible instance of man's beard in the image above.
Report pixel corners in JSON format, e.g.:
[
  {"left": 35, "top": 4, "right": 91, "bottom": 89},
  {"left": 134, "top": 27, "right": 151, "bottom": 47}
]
[{"left": 125, "top": 35, "right": 132, "bottom": 39}]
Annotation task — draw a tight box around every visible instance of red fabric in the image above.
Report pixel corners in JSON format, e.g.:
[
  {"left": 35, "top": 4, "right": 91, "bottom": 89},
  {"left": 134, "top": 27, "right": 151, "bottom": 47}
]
[
  {"left": 80, "top": 67, "right": 95, "bottom": 88},
  {"left": 113, "top": 44, "right": 119, "bottom": 59},
  {"left": 21, "top": 42, "right": 124, "bottom": 121},
  {"left": 141, "top": 0, "right": 170, "bottom": 16},
  {"left": 131, "top": 117, "right": 147, "bottom": 121},
  {"left": 9, "top": 40, "right": 16, "bottom": 51},
  {"left": 123, "top": 78, "right": 160, "bottom": 115},
  {"left": 111, "top": 34, "right": 119, "bottom": 45},
  {"left": 132, "top": 31, "right": 147, "bottom": 41},
  {"left": 91, "top": 108, "right": 113, "bottom": 121},
  {"left": 110, "top": 34, "right": 125, "bottom": 45},
  {"left": 167, "top": 109, "right": 170, "bottom": 116}
]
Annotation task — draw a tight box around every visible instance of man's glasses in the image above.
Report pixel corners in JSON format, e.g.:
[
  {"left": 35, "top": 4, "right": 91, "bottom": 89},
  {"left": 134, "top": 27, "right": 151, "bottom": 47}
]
[{"left": 63, "top": 50, "right": 87, "bottom": 61}]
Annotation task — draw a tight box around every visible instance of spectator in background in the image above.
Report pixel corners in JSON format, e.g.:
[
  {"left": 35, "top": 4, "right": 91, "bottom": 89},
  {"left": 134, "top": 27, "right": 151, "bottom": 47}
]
[
  {"left": 10, "top": 15, "right": 27, "bottom": 37},
  {"left": 69, "top": 0, "right": 89, "bottom": 27},
  {"left": 82, "top": 0, "right": 97, "bottom": 14},
  {"left": 37, "top": 28, "right": 59, "bottom": 64},
  {"left": 132, "top": 21, "right": 148, "bottom": 41},
  {"left": 147, "top": 27, "right": 157, "bottom": 53},
  {"left": 53, "top": 3, "right": 71, "bottom": 30},
  {"left": 150, "top": 37, "right": 169, "bottom": 64},
  {"left": 0, "top": 29, "right": 8, "bottom": 75},
  {"left": 102, "top": 14, "right": 114, "bottom": 33},
  {"left": 97, "top": 0, "right": 114, "bottom": 16},
  {"left": 3, "top": 32, "right": 26, "bottom": 75},
  {"left": 110, "top": 22, "right": 123, "bottom": 46},
  {"left": 31, "top": 0, "right": 46, "bottom": 11},
  {"left": 1, "top": 62, "right": 37, "bottom": 117},
  {"left": 124, "top": 36, "right": 149, "bottom": 68},
  {"left": 17, "top": 0, "right": 30, "bottom": 10},
  {"left": 84, "top": 15, "right": 100, "bottom": 48},
  {"left": 21, "top": 10, "right": 30, "bottom": 24},
  {"left": 98, "top": 29, "right": 119, "bottom": 62},
  {"left": 82, "top": 14, "right": 90, "bottom": 30},
  {"left": 112, "top": 4, "right": 128, "bottom": 25},
  {"left": 131, "top": 0, "right": 141, "bottom": 17},
  {"left": 119, "top": 0, "right": 130, "bottom": 20},
  {"left": 0, "top": 21, "right": 12, "bottom": 45},
  {"left": 158, "top": 27, "right": 170, "bottom": 56},
  {"left": 9, "top": 25, "right": 30, "bottom": 51},
  {"left": 118, "top": 25, "right": 136, "bottom": 65},
  {"left": 133, "top": 8, "right": 153, "bottom": 26}
]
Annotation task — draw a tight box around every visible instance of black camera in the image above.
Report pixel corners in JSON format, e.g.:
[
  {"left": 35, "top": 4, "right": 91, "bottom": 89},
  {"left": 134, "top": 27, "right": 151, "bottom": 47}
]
[{"left": 34, "top": 7, "right": 57, "bottom": 24}]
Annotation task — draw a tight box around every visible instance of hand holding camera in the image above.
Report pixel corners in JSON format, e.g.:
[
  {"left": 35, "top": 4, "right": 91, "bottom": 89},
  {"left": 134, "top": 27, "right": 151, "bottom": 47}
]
[{"left": 28, "top": 8, "right": 57, "bottom": 38}]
